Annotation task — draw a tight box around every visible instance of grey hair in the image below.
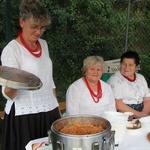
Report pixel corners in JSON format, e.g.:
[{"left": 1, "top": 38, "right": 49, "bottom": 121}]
[
  {"left": 19, "top": 0, "right": 51, "bottom": 26},
  {"left": 82, "top": 56, "right": 105, "bottom": 75}
]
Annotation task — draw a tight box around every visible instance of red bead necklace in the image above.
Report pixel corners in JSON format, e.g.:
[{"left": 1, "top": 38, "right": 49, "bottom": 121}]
[
  {"left": 19, "top": 32, "right": 42, "bottom": 58},
  {"left": 123, "top": 73, "right": 136, "bottom": 82},
  {"left": 84, "top": 76, "right": 102, "bottom": 103}
]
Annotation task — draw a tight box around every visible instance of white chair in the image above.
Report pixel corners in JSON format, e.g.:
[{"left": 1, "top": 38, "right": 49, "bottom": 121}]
[
  {"left": 101, "top": 59, "right": 120, "bottom": 82},
  {"left": 104, "top": 59, "right": 120, "bottom": 74}
]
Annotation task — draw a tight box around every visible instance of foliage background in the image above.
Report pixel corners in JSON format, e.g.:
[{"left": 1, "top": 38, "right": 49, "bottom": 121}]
[{"left": 0, "top": 0, "right": 150, "bottom": 109}]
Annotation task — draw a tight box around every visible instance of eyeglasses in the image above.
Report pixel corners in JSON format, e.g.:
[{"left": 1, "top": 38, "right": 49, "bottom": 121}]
[{"left": 29, "top": 26, "right": 46, "bottom": 32}]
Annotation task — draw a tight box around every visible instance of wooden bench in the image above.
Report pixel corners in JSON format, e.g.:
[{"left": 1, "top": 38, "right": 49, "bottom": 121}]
[
  {"left": 0, "top": 111, "right": 4, "bottom": 120},
  {"left": 0, "top": 102, "right": 66, "bottom": 120},
  {"left": 59, "top": 101, "right": 66, "bottom": 111}
]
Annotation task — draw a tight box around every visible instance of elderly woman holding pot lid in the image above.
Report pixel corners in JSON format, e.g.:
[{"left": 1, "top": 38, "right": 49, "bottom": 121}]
[
  {"left": 1, "top": 0, "right": 61, "bottom": 150},
  {"left": 66, "top": 56, "right": 116, "bottom": 117},
  {"left": 107, "top": 51, "right": 150, "bottom": 118}
]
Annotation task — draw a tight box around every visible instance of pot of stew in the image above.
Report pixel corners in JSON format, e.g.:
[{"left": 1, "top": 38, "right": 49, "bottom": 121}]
[{"left": 50, "top": 115, "right": 115, "bottom": 150}]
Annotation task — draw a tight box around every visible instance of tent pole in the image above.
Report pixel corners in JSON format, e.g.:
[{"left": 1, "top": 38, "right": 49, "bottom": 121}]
[
  {"left": 6, "top": 0, "right": 12, "bottom": 43},
  {"left": 125, "top": 0, "right": 131, "bottom": 52}
]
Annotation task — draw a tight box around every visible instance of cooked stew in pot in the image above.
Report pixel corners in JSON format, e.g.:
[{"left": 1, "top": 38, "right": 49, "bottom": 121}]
[{"left": 60, "top": 123, "right": 104, "bottom": 135}]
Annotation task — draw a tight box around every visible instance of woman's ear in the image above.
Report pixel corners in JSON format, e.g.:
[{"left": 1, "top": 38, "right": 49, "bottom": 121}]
[
  {"left": 136, "top": 64, "right": 140, "bottom": 71},
  {"left": 19, "top": 18, "right": 24, "bottom": 28}
]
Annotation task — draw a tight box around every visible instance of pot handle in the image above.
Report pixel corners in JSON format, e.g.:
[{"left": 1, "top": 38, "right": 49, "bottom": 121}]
[
  {"left": 103, "top": 131, "right": 115, "bottom": 150},
  {"left": 45, "top": 130, "right": 52, "bottom": 145},
  {"left": 49, "top": 130, "right": 64, "bottom": 150},
  {"left": 47, "top": 130, "right": 51, "bottom": 144}
]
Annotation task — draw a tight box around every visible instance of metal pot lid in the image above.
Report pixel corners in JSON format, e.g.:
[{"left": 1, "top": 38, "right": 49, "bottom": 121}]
[{"left": 0, "top": 66, "right": 43, "bottom": 90}]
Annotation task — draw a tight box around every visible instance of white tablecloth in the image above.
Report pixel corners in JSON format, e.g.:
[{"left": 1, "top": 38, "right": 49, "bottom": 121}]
[
  {"left": 26, "top": 120, "right": 150, "bottom": 150},
  {"left": 115, "top": 127, "right": 150, "bottom": 150}
]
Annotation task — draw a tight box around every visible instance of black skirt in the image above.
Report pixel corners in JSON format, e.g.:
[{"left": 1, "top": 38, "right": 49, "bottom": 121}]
[
  {"left": 127, "top": 102, "right": 143, "bottom": 112},
  {"left": 1, "top": 103, "right": 61, "bottom": 150}
]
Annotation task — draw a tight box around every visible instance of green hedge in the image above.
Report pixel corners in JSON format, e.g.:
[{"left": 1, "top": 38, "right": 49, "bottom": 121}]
[{"left": 0, "top": 0, "right": 149, "bottom": 107}]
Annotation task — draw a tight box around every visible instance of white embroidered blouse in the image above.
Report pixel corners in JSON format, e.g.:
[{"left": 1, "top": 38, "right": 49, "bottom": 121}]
[
  {"left": 107, "top": 71, "right": 150, "bottom": 104},
  {"left": 1, "top": 39, "right": 59, "bottom": 116},
  {"left": 66, "top": 78, "right": 116, "bottom": 116}
]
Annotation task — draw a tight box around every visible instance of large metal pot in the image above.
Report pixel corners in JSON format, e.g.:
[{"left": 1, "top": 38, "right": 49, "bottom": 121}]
[{"left": 50, "top": 115, "right": 115, "bottom": 150}]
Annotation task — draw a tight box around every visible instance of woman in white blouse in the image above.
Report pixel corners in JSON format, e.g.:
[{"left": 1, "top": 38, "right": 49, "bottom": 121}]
[
  {"left": 107, "top": 51, "right": 150, "bottom": 118},
  {"left": 1, "top": 1, "right": 61, "bottom": 150},
  {"left": 66, "top": 56, "right": 116, "bottom": 117}
]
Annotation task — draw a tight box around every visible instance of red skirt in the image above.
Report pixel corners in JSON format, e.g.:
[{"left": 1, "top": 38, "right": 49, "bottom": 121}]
[{"left": 1, "top": 103, "right": 61, "bottom": 150}]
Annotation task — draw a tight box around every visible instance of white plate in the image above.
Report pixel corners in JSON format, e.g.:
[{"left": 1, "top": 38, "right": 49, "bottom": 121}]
[
  {"left": 139, "top": 116, "right": 150, "bottom": 123},
  {"left": 25, "top": 137, "right": 50, "bottom": 150},
  {"left": 139, "top": 116, "right": 150, "bottom": 128},
  {"left": 126, "top": 120, "right": 142, "bottom": 129},
  {"left": 124, "top": 147, "right": 150, "bottom": 150}
]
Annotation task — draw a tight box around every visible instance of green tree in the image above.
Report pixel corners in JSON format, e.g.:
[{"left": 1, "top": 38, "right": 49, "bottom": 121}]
[{"left": 0, "top": 0, "right": 149, "bottom": 104}]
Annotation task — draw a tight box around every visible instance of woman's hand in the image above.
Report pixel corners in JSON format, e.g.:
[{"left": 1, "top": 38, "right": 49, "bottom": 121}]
[
  {"left": 4, "top": 87, "right": 18, "bottom": 99},
  {"left": 142, "top": 98, "right": 150, "bottom": 115},
  {"left": 116, "top": 99, "right": 150, "bottom": 118},
  {"left": 134, "top": 111, "right": 149, "bottom": 118}
]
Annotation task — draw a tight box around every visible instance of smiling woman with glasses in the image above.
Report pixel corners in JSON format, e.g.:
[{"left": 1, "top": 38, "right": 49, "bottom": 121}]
[{"left": 1, "top": 0, "right": 61, "bottom": 150}]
